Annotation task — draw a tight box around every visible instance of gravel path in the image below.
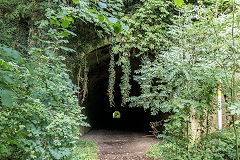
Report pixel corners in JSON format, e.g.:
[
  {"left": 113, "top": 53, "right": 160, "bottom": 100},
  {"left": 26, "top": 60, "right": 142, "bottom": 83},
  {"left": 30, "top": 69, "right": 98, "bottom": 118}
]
[{"left": 81, "top": 129, "right": 160, "bottom": 160}]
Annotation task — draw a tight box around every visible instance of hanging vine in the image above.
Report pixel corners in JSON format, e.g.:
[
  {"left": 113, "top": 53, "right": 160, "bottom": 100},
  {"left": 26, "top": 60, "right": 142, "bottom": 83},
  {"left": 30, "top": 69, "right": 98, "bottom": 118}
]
[
  {"left": 118, "top": 49, "right": 131, "bottom": 107},
  {"left": 107, "top": 0, "right": 173, "bottom": 107},
  {"left": 77, "top": 53, "right": 88, "bottom": 105},
  {"left": 108, "top": 45, "right": 116, "bottom": 107}
]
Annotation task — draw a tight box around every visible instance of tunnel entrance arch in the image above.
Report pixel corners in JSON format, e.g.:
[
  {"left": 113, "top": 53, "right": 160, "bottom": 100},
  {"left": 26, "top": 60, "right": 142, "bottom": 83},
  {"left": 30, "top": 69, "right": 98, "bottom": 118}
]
[{"left": 82, "top": 47, "right": 168, "bottom": 133}]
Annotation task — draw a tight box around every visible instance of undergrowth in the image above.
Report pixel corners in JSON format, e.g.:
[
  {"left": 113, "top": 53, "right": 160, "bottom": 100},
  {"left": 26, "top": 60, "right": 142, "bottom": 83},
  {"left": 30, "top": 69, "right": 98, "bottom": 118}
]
[
  {"left": 70, "top": 140, "right": 98, "bottom": 160},
  {"left": 147, "top": 128, "right": 239, "bottom": 160}
]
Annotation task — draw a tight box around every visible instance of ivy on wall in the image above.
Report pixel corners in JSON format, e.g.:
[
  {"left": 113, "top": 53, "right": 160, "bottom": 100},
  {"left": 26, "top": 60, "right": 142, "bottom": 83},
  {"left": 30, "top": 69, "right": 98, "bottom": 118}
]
[
  {"left": 0, "top": 0, "right": 126, "bottom": 159},
  {"left": 108, "top": 0, "right": 174, "bottom": 107}
]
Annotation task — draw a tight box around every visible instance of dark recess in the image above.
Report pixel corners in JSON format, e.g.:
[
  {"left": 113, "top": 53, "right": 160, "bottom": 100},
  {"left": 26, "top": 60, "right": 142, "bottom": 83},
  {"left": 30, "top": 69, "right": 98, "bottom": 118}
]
[{"left": 85, "top": 49, "right": 167, "bottom": 133}]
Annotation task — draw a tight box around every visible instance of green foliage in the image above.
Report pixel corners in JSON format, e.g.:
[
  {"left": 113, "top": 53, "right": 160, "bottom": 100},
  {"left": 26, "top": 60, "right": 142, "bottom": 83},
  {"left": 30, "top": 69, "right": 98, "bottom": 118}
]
[
  {"left": 0, "top": 46, "right": 88, "bottom": 159},
  {"left": 132, "top": 1, "right": 240, "bottom": 159},
  {"left": 113, "top": 0, "right": 174, "bottom": 56},
  {"left": 109, "top": 0, "right": 174, "bottom": 106},
  {"left": 44, "top": 0, "right": 126, "bottom": 105},
  {"left": 174, "top": 0, "right": 184, "bottom": 7},
  {"left": 146, "top": 142, "right": 162, "bottom": 159},
  {"left": 147, "top": 129, "right": 238, "bottom": 160},
  {"left": 108, "top": 47, "right": 116, "bottom": 107},
  {"left": 70, "top": 140, "right": 98, "bottom": 160},
  {"left": 4, "top": 0, "right": 240, "bottom": 159},
  {"left": 0, "top": 0, "right": 45, "bottom": 47},
  {"left": 0, "top": 0, "right": 127, "bottom": 159}
]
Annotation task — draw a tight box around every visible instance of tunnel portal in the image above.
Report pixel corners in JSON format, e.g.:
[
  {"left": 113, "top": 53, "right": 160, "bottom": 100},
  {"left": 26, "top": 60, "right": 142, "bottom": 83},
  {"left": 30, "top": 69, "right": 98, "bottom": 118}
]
[{"left": 84, "top": 49, "right": 167, "bottom": 133}]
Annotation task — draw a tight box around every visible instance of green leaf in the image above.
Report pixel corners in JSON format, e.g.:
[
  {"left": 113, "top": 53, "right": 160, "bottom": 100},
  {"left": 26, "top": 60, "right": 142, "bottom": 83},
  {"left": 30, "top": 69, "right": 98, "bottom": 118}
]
[
  {"left": 0, "top": 90, "right": 14, "bottom": 107},
  {"left": 68, "top": 17, "right": 74, "bottom": 23},
  {"left": 174, "top": 0, "right": 184, "bottom": 7},
  {"left": 61, "top": 28, "right": 77, "bottom": 36},
  {"left": 59, "top": 46, "right": 76, "bottom": 52},
  {"left": 72, "top": 0, "right": 79, "bottom": 3},
  {"left": 50, "top": 18, "right": 59, "bottom": 26},
  {"left": 88, "top": 9, "right": 96, "bottom": 13},
  {"left": 2, "top": 75, "right": 14, "bottom": 84},
  {"left": 106, "top": 18, "right": 110, "bottom": 24},
  {"left": 25, "top": 64, "right": 34, "bottom": 75},
  {"left": 98, "top": 14, "right": 104, "bottom": 22},
  {"left": 113, "top": 23, "right": 122, "bottom": 33},
  {"left": 61, "top": 20, "right": 69, "bottom": 28},
  {"left": 0, "top": 46, "right": 22, "bottom": 63},
  {"left": 0, "top": 81, "right": 8, "bottom": 90}
]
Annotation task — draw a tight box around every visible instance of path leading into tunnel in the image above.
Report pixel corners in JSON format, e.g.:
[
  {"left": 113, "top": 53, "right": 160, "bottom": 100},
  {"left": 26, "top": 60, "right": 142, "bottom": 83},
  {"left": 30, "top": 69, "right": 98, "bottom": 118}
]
[{"left": 81, "top": 129, "right": 160, "bottom": 160}]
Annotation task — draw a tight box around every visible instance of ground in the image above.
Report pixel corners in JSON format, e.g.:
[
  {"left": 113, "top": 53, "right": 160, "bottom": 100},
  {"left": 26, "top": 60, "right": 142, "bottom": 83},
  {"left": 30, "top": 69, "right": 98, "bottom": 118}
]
[{"left": 81, "top": 129, "right": 160, "bottom": 160}]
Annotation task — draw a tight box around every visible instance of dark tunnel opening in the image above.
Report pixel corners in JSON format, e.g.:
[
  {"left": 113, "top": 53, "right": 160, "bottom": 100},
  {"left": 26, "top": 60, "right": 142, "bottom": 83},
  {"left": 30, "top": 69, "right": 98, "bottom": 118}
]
[{"left": 85, "top": 51, "right": 168, "bottom": 133}]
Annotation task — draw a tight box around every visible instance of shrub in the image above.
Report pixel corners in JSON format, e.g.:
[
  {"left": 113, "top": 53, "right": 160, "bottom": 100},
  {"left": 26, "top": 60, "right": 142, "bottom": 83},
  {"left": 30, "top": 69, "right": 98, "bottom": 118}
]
[{"left": 0, "top": 46, "right": 88, "bottom": 159}]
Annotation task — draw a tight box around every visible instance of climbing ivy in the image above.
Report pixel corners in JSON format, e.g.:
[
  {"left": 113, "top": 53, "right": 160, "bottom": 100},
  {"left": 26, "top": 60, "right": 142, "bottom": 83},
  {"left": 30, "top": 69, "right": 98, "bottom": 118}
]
[
  {"left": 137, "top": 0, "right": 240, "bottom": 159},
  {"left": 108, "top": 0, "right": 174, "bottom": 107},
  {"left": 0, "top": 0, "right": 126, "bottom": 159},
  {"left": 108, "top": 41, "right": 116, "bottom": 107}
]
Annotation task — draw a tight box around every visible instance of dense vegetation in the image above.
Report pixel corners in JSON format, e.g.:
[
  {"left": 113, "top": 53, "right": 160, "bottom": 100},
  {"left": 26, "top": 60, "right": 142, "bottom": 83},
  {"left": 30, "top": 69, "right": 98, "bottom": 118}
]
[
  {"left": 0, "top": 0, "right": 240, "bottom": 159},
  {"left": 0, "top": 0, "right": 122, "bottom": 159},
  {"left": 143, "top": 0, "right": 240, "bottom": 159}
]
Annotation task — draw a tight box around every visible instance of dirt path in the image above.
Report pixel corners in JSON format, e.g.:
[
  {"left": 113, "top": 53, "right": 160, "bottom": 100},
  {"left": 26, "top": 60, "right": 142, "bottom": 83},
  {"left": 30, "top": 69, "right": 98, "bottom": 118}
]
[{"left": 81, "top": 129, "right": 160, "bottom": 160}]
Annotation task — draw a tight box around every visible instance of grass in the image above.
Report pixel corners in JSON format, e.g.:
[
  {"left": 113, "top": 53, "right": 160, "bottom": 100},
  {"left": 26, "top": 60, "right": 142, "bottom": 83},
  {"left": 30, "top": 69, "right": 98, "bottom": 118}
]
[
  {"left": 71, "top": 139, "right": 98, "bottom": 160},
  {"left": 146, "top": 143, "right": 162, "bottom": 159}
]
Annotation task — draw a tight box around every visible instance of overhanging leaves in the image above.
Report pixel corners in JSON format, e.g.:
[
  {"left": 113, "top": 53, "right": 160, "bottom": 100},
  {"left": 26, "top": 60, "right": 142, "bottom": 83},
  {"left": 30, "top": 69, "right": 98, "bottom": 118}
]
[
  {"left": 113, "top": 23, "right": 122, "bottom": 33},
  {"left": 174, "top": 0, "right": 184, "bottom": 7},
  {"left": 0, "top": 89, "right": 14, "bottom": 107},
  {"left": 98, "top": 14, "right": 104, "bottom": 22}
]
